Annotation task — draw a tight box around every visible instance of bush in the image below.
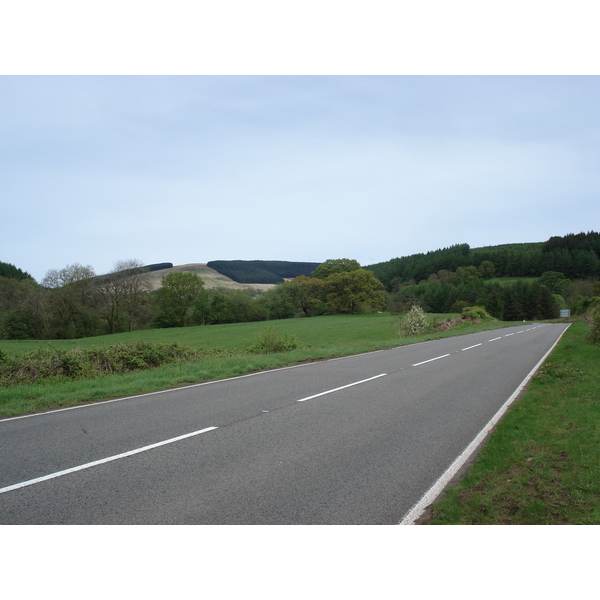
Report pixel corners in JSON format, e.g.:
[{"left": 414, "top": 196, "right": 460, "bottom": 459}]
[
  {"left": 247, "top": 326, "right": 300, "bottom": 353},
  {"left": 0, "top": 341, "right": 199, "bottom": 386},
  {"left": 394, "top": 305, "right": 430, "bottom": 337},
  {"left": 431, "top": 317, "right": 465, "bottom": 331},
  {"left": 450, "top": 300, "right": 469, "bottom": 313},
  {"left": 461, "top": 306, "right": 488, "bottom": 320}
]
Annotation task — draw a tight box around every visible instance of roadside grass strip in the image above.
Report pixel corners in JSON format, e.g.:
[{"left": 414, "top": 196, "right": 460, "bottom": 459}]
[
  {"left": 418, "top": 320, "right": 600, "bottom": 525},
  {"left": 401, "top": 322, "right": 572, "bottom": 525}
]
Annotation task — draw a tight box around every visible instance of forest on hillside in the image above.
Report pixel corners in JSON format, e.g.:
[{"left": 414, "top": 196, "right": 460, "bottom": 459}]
[
  {"left": 207, "top": 260, "right": 321, "bottom": 284},
  {"left": 362, "top": 232, "right": 600, "bottom": 322},
  {"left": 366, "top": 232, "right": 600, "bottom": 290},
  {"left": 1, "top": 232, "right": 599, "bottom": 340}
]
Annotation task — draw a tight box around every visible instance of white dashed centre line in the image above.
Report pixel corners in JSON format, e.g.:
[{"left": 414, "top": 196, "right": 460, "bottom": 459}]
[
  {"left": 296, "top": 373, "right": 387, "bottom": 403},
  {"left": 0, "top": 426, "right": 219, "bottom": 496},
  {"left": 412, "top": 354, "right": 450, "bottom": 367},
  {"left": 461, "top": 343, "right": 482, "bottom": 351}
]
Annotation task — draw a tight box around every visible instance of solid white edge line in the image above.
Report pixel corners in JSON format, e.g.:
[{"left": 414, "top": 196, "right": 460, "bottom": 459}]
[
  {"left": 296, "top": 373, "right": 387, "bottom": 402},
  {"left": 412, "top": 354, "right": 450, "bottom": 367},
  {"left": 398, "top": 323, "right": 571, "bottom": 525},
  {"left": 0, "top": 426, "right": 218, "bottom": 495}
]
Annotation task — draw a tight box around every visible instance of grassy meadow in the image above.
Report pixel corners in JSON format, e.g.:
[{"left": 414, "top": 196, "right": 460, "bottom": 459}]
[{"left": 0, "top": 313, "right": 519, "bottom": 418}]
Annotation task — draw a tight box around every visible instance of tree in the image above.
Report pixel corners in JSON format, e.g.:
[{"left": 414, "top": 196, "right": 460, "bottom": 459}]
[
  {"left": 42, "top": 263, "right": 96, "bottom": 289},
  {"left": 478, "top": 261, "right": 496, "bottom": 279},
  {"left": 539, "top": 271, "right": 570, "bottom": 295},
  {"left": 451, "top": 266, "right": 480, "bottom": 285},
  {"left": 0, "top": 278, "right": 48, "bottom": 339},
  {"left": 155, "top": 272, "right": 207, "bottom": 327},
  {"left": 324, "top": 269, "right": 386, "bottom": 314},
  {"left": 42, "top": 263, "right": 97, "bottom": 338},
  {"left": 94, "top": 259, "right": 151, "bottom": 334},
  {"left": 312, "top": 258, "right": 361, "bottom": 280}
]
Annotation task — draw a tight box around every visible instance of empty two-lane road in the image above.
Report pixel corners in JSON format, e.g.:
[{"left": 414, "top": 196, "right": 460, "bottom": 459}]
[{"left": 0, "top": 323, "right": 569, "bottom": 524}]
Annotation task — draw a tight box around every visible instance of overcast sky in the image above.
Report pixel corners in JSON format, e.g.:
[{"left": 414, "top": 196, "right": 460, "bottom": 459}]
[{"left": 2, "top": 75, "right": 599, "bottom": 282}]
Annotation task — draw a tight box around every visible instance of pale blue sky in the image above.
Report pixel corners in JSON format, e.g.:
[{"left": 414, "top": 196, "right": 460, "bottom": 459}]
[{"left": 2, "top": 75, "right": 599, "bottom": 282}]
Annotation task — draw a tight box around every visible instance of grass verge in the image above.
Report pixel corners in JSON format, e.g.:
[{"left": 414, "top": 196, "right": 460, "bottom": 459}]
[
  {"left": 0, "top": 313, "right": 520, "bottom": 418},
  {"left": 423, "top": 319, "right": 600, "bottom": 524}
]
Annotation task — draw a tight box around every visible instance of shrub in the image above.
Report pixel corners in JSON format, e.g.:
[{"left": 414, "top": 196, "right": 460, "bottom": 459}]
[
  {"left": 431, "top": 317, "right": 465, "bottom": 331},
  {"left": 461, "top": 306, "right": 488, "bottom": 320},
  {"left": 247, "top": 326, "right": 299, "bottom": 353},
  {"left": 394, "top": 305, "right": 430, "bottom": 337},
  {"left": 450, "top": 300, "right": 469, "bottom": 313},
  {"left": 0, "top": 341, "right": 199, "bottom": 386}
]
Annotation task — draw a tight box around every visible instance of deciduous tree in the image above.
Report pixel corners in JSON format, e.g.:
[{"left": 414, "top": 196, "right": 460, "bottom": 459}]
[
  {"left": 324, "top": 269, "right": 386, "bottom": 314},
  {"left": 155, "top": 271, "right": 207, "bottom": 327},
  {"left": 312, "top": 258, "right": 361, "bottom": 280},
  {"left": 94, "top": 259, "right": 151, "bottom": 334}
]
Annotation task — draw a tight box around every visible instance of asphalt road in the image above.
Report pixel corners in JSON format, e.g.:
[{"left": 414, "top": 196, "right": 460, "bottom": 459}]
[{"left": 0, "top": 322, "right": 569, "bottom": 524}]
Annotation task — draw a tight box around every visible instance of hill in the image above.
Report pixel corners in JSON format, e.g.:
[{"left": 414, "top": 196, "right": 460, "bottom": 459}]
[
  {"left": 366, "top": 232, "right": 600, "bottom": 290},
  {"left": 143, "top": 263, "right": 279, "bottom": 292}
]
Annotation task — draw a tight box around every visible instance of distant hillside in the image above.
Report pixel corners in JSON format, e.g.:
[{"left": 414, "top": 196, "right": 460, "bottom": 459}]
[
  {"left": 143, "top": 263, "right": 279, "bottom": 292},
  {"left": 207, "top": 260, "right": 321, "bottom": 284},
  {"left": 366, "top": 232, "right": 600, "bottom": 290}
]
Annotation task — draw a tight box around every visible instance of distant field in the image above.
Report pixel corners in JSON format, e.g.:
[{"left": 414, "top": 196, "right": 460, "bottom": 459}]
[{"left": 0, "top": 313, "right": 408, "bottom": 355}]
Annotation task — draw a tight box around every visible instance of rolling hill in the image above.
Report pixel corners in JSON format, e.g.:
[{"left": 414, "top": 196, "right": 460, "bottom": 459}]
[{"left": 144, "top": 263, "right": 279, "bottom": 292}]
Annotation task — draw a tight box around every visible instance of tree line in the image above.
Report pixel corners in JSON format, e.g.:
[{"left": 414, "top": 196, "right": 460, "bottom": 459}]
[
  {"left": 3, "top": 231, "right": 600, "bottom": 341},
  {"left": 0, "top": 258, "right": 387, "bottom": 340}
]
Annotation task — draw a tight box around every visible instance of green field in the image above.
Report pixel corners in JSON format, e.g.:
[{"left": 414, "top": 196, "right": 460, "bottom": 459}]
[{"left": 0, "top": 313, "right": 518, "bottom": 418}]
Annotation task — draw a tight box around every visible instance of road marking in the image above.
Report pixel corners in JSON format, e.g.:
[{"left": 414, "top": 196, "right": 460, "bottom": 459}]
[
  {"left": 296, "top": 374, "right": 387, "bottom": 402},
  {"left": 488, "top": 337, "right": 502, "bottom": 342},
  {"left": 399, "top": 324, "right": 572, "bottom": 525},
  {"left": 0, "top": 426, "right": 218, "bottom": 496},
  {"left": 504, "top": 333, "right": 515, "bottom": 336},
  {"left": 412, "top": 354, "right": 450, "bottom": 367},
  {"left": 461, "top": 343, "right": 482, "bottom": 351}
]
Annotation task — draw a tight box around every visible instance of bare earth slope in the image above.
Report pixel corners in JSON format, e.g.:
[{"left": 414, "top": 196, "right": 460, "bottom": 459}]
[{"left": 145, "top": 264, "right": 277, "bottom": 292}]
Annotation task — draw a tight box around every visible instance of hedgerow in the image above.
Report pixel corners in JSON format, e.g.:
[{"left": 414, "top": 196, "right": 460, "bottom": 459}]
[{"left": 0, "top": 341, "right": 200, "bottom": 386}]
